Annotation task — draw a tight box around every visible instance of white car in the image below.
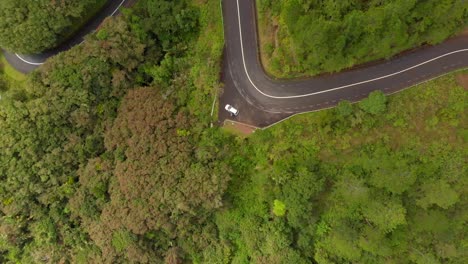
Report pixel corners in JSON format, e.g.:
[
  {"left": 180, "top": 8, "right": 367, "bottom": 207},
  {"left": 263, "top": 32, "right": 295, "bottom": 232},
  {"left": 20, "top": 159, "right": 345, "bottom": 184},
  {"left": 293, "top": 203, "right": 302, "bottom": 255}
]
[{"left": 225, "top": 104, "right": 239, "bottom": 116}]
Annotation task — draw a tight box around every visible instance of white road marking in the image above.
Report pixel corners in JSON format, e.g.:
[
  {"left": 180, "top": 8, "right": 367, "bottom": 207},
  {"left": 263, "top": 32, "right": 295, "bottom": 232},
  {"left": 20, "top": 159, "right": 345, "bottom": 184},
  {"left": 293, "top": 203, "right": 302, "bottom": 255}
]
[
  {"left": 14, "top": 55, "right": 44, "bottom": 65},
  {"left": 111, "top": 0, "right": 126, "bottom": 16},
  {"left": 15, "top": 0, "right": 127, "bottom": 66},
  {"left": 235, "top": 0, "right": 468, "bottom": 99}
]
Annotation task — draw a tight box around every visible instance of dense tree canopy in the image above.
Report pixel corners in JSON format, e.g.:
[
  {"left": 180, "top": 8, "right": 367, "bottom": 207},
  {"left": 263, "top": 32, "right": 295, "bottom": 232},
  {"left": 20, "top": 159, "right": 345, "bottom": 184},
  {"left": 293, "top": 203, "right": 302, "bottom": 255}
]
[
  {"left": 258, "top": 0, "right": 468, "bottom": 77},
  {"left": 209, "top": 72, "right": 467, "bottom": 263},
  {"left": 0, "top": 0, "right": 229, "bottom": 261},
  {"left": 69, "top": 88, "right": 231, "bottom": 262},
  {"left": 0, "top": 0, "right": 106, "bottom": 53},
  {"left": 0, "top": 0, "right": 466, "bottom": 262},
  {"left": 0, "top": 14, "right": 148, "bottom": 262}
]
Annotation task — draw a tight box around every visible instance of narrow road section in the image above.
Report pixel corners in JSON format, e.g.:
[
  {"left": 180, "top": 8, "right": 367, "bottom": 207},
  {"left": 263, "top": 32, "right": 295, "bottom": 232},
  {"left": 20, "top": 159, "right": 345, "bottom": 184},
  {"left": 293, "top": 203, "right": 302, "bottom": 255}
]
[{"left": 2, "top": 0, "right": 132, "bottom": 74}]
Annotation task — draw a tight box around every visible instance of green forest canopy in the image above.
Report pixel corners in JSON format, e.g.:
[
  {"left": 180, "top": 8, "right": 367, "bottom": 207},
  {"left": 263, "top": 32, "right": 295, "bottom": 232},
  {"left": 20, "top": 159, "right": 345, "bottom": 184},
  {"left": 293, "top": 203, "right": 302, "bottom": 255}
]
[
  {"left": 0, "top": 0, "right": 466, "bottom": 263},
  {"left": 207, "top": 75, "right": 467, "bottom": 263},
  {"left": 258, "top": 0, "right": 468, "bottom": 77},
  {"left": 0, "top": 0, "right": 227, "bottom": 262},
  {"left": 0, "top": 0, "right": 106, "bottom": 53}
]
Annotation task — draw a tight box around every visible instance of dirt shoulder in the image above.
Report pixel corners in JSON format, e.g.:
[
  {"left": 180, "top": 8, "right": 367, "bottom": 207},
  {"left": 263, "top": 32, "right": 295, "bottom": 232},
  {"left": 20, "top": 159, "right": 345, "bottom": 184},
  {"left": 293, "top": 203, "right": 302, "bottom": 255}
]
[
  {"left": 456, "top": 72, "right": 468, "bottom": 90},
  {"left": 223, "top": 120, "right": 258, "bottom": 137}
]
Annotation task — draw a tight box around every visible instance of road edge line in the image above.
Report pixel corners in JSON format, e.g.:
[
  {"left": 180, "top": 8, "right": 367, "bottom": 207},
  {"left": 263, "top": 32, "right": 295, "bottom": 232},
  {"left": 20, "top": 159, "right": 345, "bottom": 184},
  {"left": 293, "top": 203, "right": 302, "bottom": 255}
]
[{"left": 259, "top": 67, "right": 468, "bottom": 130}]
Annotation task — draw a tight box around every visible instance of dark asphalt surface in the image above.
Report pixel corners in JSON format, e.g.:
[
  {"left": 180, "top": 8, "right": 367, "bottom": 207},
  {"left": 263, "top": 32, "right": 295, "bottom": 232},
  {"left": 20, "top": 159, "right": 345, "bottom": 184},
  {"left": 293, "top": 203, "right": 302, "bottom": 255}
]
[
  {"left": 219, "top": 0, "right": 468, "bottom": 128},
  {"left": 2, "top": 0, "right": 467, "bottom": 128},
  {"left": 3, "top": 0, "right": 132, "bottom": 74}
]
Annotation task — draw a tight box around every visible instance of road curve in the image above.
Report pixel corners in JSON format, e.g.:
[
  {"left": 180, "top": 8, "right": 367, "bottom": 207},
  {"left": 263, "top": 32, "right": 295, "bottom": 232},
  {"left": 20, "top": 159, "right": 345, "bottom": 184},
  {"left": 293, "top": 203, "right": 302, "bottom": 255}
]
[
  {"left": 2, "top": 0, "right": 131, "bottom": 74},
  {"left": 219, "top": 0, "right": 468, "bottom": 127}
]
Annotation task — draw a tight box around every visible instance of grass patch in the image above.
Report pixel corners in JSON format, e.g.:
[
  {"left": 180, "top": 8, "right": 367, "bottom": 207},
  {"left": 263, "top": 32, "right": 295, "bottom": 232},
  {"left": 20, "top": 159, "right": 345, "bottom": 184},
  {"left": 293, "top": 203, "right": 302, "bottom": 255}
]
[
  {"left": 188, "top": 0, "right": 225, "bottom": 122},
  {"left": 0, "top": 55, "right": 26, "bottom": 82},
  {"left": 256, "top": 2, "right": 277, "bottom": 77},
  {"left": 0, "top": 55, "right": 26, "bottom": 81},
  {"left": 0, "top": 55, "right": 27, "bottom": 102},
  {"left": 256, "top": 0, "right": 297, "bottom": 79}
]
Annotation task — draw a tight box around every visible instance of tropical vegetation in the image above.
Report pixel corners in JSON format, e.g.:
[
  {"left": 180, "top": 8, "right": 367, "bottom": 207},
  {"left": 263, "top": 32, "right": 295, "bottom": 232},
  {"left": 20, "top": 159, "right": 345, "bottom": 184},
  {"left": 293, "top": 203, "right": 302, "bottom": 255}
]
[
  {"left": 257, "top": 0, "right": 468, "bottom": 77},
  {"left": 0, "top": 0, "right": 466, "bottom": 263}
]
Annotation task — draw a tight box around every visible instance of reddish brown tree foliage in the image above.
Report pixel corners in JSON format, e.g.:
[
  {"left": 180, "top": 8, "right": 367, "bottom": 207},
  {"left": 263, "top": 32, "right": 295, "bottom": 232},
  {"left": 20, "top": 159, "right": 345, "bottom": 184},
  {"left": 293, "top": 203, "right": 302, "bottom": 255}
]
[{"left": 70, "top": 88, "right": 230, "bottom": 262}]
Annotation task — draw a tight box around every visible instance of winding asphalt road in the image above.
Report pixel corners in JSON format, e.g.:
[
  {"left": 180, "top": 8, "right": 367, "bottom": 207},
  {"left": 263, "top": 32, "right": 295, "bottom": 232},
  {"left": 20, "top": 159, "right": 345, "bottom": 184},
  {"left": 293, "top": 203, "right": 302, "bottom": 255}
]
[
  {"left": 2, "top": 0, "right": 132, "bottom": 74},
  {"left": 219, "top": 0, "right": 468, "bottom": 127},
  {"left": 2, "top": 0, "right": 467, "bottom": 128}
]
